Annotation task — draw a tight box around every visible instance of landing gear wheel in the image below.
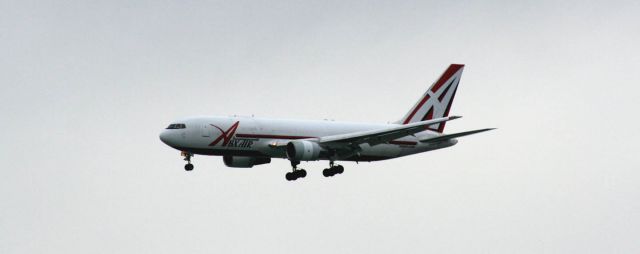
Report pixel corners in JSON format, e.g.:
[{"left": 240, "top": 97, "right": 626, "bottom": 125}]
[
  {"left": 285, "top": 172, "right": 295, "bottom": 181},
  {"left": 323, "top": 168, "right": 335, "bottom": 177},
  {"left": 323, "top": 162, "right": 344, "bottom": 178},
  {"left": 285, "top": 160, "right": 306, "bottom": 181},
  {"left": 182, "top": 152, "right": 194, "bottom": 171},
  {"left": 286, "top": 169, "right": 306, "bottom": 181}
]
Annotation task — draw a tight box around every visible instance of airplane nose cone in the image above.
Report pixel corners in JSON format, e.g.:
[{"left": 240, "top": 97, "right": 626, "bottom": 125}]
[
  {"left": 159, "top": 130, "right": 171, "bottom": 145},
  {"left": 160, "top": 129, "right": 185, "bottom": 148}
]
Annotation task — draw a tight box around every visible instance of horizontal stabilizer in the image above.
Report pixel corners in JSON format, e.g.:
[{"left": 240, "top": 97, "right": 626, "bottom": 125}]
[{"left": 420, "top": 128, "right": 495, "bottom": 143}]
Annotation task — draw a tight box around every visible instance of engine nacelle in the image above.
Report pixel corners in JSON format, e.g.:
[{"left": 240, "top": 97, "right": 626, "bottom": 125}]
[
  {"left": 286, "top": 140, "right": 322, "bottom": 161},
  {"left": 223, "top": 156, "right": 271, "bottom": 168}
]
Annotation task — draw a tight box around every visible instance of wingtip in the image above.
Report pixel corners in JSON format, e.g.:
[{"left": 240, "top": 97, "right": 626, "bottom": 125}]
[{"left": 449, "top": 115, "right": 462, "bottom": 120}]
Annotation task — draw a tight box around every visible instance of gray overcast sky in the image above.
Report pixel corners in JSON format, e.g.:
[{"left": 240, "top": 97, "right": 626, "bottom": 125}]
[{"left": 1, "top": 0, "right": 639, "bottom": 253}]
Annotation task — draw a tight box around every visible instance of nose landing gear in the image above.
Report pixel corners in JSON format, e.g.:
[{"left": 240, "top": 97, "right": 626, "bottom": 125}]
[{"left": 182, "top": 151, "right": 194, "bottom": 171}]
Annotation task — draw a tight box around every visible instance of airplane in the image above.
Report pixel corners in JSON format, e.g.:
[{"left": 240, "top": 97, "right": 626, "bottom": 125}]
[{"left": 159, "top": 64, "right": 494, "bottom": 181}]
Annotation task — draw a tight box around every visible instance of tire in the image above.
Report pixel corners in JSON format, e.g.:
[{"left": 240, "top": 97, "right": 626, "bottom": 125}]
[
  {"left": 322, "top": 169, "right": 331, "bottom": 177},
  {"left": 336, "top": 165, "right": 344, "bottom": 174},
  {"left": 285, "top": 172, "right": 294, "bottom": 181},
  {"left": 299, "top": 169, "right": 307, "bottom": 178},
  {"left": 184, "top": 164, "right": 194, "bottom": 171}
]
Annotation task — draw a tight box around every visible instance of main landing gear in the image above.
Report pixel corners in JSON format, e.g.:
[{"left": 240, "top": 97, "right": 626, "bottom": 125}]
[
  {"left": 323, "top": 161, "right": 344, "bottom": 177},
  {"left": 285, "top": 161, "right": 307, "bottom": 181},
  {"left": 182, "top": 151, "right": 194, "bottom": 171},
  {"left": 284, "top": 161, "right": 345, "bottom": 181}
]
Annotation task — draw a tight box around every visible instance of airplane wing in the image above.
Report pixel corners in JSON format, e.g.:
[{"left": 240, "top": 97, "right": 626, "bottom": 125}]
[
  {"left": 419, "top": 128, "right": 495, "bottom": 144},
  {"left": 317, "top": 116, "right": 461, "bottom": 148}
]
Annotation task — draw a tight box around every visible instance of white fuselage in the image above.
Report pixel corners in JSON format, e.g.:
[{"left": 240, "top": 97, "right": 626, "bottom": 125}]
[{"left": 159, "top": 115, "right": 457, "bottom": 162}]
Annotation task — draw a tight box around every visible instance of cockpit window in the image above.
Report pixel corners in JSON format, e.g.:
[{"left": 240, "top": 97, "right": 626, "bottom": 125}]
[{"left": 166, "top": 123, "right": 186, "bottom": 129}]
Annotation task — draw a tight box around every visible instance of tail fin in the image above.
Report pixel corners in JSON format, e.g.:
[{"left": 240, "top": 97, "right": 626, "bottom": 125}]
[{"left": 397, "top": 64, "right": 464, "bottom": 132}]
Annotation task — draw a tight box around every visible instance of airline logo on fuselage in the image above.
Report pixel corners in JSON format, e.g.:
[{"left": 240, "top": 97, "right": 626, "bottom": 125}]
[{"left": 209, "top": 121, "right": 255, "bottom": 148}]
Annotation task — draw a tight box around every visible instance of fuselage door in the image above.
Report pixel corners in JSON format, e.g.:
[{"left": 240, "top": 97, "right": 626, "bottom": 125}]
[{"left": 201, "top": 124, "right": 212, "bottom": 137}]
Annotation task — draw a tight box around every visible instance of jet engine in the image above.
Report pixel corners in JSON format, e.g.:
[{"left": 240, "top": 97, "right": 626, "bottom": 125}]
[
  {"left": 286, "top": 140, "right": 322, "bottom": 161},
  {"left": 223, "top": 156, "right": 271, "bottom": 168}
]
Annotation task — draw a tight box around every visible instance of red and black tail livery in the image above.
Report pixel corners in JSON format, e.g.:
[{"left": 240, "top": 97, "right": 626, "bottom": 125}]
[{"left": 397, "top": 64, "right": 464, "bottom": 132}]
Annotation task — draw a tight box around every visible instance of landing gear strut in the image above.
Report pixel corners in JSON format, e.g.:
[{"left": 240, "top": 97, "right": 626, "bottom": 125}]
[
  {"left": 285, "top": 160, "right": 307, "bottom": 181},
  {"left": 182, "top": 151, "right": 194, "bottom": 171},
  {"left": 323, "top": 161, "right": 344, "bottom": 177}
]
